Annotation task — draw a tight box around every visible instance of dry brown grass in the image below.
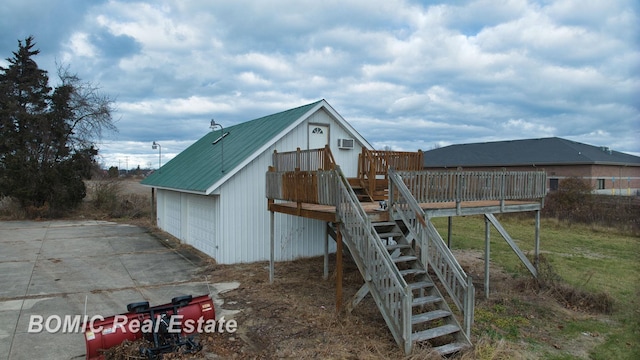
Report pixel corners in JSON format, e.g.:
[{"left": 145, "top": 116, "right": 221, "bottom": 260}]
[{"left": 516, "top": 255, "right": 614, "bottom": 314}]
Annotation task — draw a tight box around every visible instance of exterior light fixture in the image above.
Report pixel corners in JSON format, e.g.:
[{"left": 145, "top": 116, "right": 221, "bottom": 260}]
[
  {"left": 152, "top": 141, "right": 161, "bottom": 172},
  {"left": 210, "top": 119, "right": 225, "bottom": 173}
]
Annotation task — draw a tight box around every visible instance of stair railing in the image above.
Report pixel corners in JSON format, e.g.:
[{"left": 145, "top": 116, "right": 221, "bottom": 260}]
[
  {"left": 334, "top": 165, "right": 413, "bottom": 354},
  {"left": 388, "top": 169, "right": 474, "bottom": 339}
]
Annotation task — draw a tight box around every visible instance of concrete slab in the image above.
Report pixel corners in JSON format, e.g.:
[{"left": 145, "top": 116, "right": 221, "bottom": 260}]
[
  {"left": 0, "top": 228, "right": 48, "bottom": 242},
  {"left": 107, "top": 234, "right": 167, "bottom": 253},
  {"left": 0, "top": 240, "right": 42, "bottom": 262},
  {"left": 99, "top": 223, "right": 149, "bottom": 237},
  {"left": 27, "top": 255, "right": 138, "bottom": 295},
  {"left": 0, "top": 221, "right": 50, "bottom": 230},
  {"left": 39, "top": 236, "right": 115, "bottom": 258},
  {"left": 0, "top": 262, "right": 34, "bottom": 299},
  {"left": 119, "top": 251, "right": 198, "bottom": 286},
  {"left": 0, "top": 220, "right": 227, "bottom": 360},
  {"left": 44, "top": 224, "right": 109, "bottom": 240},
  {"left": 0, "top": 302, "right": 21, "bottom": 358},
  {"left": 9, "top": 332, "right": 85, "bottom": 360}
]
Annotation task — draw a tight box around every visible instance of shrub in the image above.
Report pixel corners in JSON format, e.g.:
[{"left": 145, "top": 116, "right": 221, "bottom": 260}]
[
  {"left": 91, "top": 180, "right": 121, "bottom": 212},
  {"left": 0, "top": 196, "right": 25, "bottom": 219},
  {"left": 543, "top": 177, "right": 639, "bottom": 234},
  {"left": 110, "top": 193, "right": 150, "bottom": 219}
]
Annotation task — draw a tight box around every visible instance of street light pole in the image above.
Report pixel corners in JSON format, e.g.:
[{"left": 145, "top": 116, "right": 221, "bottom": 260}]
[{"left": 152, "top": 141, "right": 162, "bottom": 172}]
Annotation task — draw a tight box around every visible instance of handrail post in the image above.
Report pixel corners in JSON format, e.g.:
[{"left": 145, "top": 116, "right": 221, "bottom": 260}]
[
  {"left": 500, "top": 168, "right": 506, "bottom": 212},
  {"left": 272, "top": 149, "right": 278, "bottom": 171},
  {"left": 455, "top": 168, "right": 462, "bottom": 215},
  {"left": 388, "top": 169, "right": 395, "bottom": 212},
  {"left": 403, "top": 288, "right": 412, "bottom": 355},
  {"left": 422, "top": 217, "right": 429, "bottom": 269},
  {"left": 465, "top": 276, "right": 474, "bottom": 338}
]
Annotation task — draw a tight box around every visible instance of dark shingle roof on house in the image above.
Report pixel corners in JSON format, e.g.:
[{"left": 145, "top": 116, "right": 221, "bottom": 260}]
[
  {"left": 140, "top": 100, "right": 323, "bottom": 193},
  {"left": 423, "top": 137, "right": 640, "bottom": 168}
]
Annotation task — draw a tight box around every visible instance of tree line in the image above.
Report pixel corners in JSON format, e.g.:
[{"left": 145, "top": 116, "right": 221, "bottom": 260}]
[{"left": 0, "top": 36, "right": 117, "bottom": 216}]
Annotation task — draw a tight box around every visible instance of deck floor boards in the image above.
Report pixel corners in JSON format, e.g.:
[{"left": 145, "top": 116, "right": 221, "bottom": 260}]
[{"left": 269, "top": 200, "right": 541, "bottom": 222}]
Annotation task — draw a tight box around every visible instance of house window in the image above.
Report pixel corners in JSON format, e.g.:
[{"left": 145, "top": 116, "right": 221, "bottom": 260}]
[
  {"left": 597, "top": 179, "right": 605, "bottom": 190},
  {"left": 549, "top": 178, "right": 559, "bottom": 191},
  {"left": 312, "top": 127, "right": 324, "bottom": 134}
]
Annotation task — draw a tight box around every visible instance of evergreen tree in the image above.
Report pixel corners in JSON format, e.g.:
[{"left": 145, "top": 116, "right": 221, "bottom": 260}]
[{"left": 0, "top": 36, "right": 116, "bottom": 215}]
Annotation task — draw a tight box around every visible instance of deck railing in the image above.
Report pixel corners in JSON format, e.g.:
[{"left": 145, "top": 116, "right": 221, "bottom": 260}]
[
  {"left": 266, "top": 170, "right": 337, "bottom": 205},
  {"left": 334, "top": 166, "right": 412, "bottom": 354},
  {"left": 272, "top": 145, "right": 336, "bottom": 172},
  {"left": 389, "top": 169, "right": 474, "bottom": 339},
  {"left": 397, "top": 170, "right": 547, "bottom": 203},
  {"left": 358, "top": 148, "right": 424, "bottom": 199},
  {"left": 267, "top": 146, "right": 338, "bottom": 205}
]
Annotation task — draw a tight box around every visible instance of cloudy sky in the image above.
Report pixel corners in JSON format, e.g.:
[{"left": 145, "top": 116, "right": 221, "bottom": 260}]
[{"left": 2, "top": 0, "right": 638, "bottom": 169}]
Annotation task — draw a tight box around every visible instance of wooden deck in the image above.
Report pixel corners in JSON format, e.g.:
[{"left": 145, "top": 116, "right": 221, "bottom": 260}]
[{"left": 268, "top": 199, "right": 542, "bottom": 222}]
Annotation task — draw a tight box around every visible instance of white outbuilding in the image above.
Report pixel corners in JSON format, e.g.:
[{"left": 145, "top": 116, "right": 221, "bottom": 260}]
[{"left": 141, "top": 100, "right": 372, "bottom": 264}]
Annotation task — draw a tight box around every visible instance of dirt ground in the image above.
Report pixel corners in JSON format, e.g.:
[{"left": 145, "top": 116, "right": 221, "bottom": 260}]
[
  {"left": 87, "top": 180, "right": 611, "bottom": 359},
  {"left": 102, "top": 240, "right": 609, "bottom": 360}
]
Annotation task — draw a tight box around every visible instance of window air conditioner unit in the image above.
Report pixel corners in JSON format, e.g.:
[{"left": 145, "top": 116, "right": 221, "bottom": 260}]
[{"left": 337, "top": 138, "right": 354, "bottom": 149}]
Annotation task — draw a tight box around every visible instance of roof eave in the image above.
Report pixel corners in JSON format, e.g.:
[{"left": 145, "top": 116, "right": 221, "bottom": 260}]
[{"left": 140, "top": 183, "right": 209, "bottom": 195}]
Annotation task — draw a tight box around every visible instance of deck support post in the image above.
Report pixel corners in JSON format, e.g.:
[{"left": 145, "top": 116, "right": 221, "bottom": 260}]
[
  {"left": 484, "top": 215, "right": 490, "bottom": 299},
  {"left": 269, "top": 210, "right": 275, "bottom": 284},
  {"left": 534, "top": 210, "right": 540, "bottom": 270},
  {"left": 447, "top": 216, "right": 452, "bottom": 248},
  {"left": 336, "top": 223, "right": 343, "bottom": 313},
  {"left": 323, "top": 222, "right": 329, "bottom": 280},
  {"left": 151, "top": 188, "right": 156, "bottom": 225}
]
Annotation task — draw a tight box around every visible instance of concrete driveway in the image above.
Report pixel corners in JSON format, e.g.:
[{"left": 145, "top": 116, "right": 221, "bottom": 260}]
[{"left": 0, "top": 220, "right": 226, "bottom": 360}]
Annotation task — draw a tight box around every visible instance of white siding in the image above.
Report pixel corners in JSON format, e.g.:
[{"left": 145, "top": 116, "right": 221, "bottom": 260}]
[
  {"left": 217, "top": 151, "right": 331, "bottom": 264},
  {"left": 305, "top": 109, "right": 364, "bottom": 178}
]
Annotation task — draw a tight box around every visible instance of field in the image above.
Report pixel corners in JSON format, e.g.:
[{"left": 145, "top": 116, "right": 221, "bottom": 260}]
[{"left": 20, "top": 179, "right": 640, "bottom": 359}]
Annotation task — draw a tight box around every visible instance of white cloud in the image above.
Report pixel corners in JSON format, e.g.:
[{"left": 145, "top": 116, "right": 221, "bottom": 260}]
[
  {"left": 502, "top": 118, "right": 555, "bottom": 135},
  {"left": 64, "top": 32, "right": 97, "bottom": 58},
  {"left": 1, "top": 0, "right": 638, "bottom": 166}
]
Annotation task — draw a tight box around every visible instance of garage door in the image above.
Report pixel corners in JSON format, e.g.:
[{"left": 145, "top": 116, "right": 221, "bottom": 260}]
[
  {"left": 186, "top": 194, "right": 217, "bottom": 259},
  {"left": 163, "top": 191, "right": 182, "bottom": 239}
]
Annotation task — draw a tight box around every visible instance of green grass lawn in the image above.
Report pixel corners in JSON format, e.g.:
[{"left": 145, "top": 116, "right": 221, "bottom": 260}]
[{"left": 430, "top": 214, "right": 640, "bottom": 359}]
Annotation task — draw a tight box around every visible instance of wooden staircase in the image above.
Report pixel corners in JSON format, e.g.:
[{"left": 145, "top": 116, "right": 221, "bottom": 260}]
[
  {"left": 267, "top": 147, "right": 473, "bottom": 355},
  {"left": 330, "top": 167, "right": 472, "bottom": 355},
  {"left": 372, "top": 221, "right": 470, "bottom": 355}
]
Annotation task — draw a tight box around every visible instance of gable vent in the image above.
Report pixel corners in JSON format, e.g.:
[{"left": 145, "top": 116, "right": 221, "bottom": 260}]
[{"left": 337, "top": 138, "right": 354, "bottom": 149}]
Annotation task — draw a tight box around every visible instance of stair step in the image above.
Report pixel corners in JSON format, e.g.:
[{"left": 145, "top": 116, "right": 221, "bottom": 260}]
[
  {"left": 412, "top": 295, "right": 442, "bottom": 307},
  {"left": 411, "top": 309, "right": 451, "bottom": 325},
  {"left": 411, "top": 324, "right": 460, "bottom": 343},
  {"left": 392, "top": 255, "right": 417, "bottom": 263},
  {"left": 373, "top": 221, "right": 397, "bottom": 227},
  {"left": 386, "top": 243, "right": 410, "bottom": 251},
  {"left": 377, "top": 231, "right": 402, "bottom": 238},
  {"left": 408, "top": 281, "right": 433, "bottom": 290},
  {"left": 433, "top": 342, "right": 469, "bottom": 356},
  {"left": 399, "top": 268, "right": 426, "bottom": 276}
]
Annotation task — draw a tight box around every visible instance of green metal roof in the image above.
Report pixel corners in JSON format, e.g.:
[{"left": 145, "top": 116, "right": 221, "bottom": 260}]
[{"left": 140, "top": 100, "right": 323, "bottom": 193}]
